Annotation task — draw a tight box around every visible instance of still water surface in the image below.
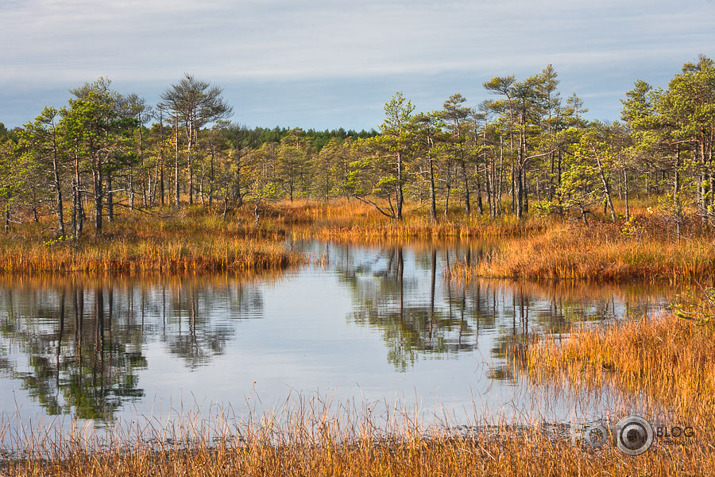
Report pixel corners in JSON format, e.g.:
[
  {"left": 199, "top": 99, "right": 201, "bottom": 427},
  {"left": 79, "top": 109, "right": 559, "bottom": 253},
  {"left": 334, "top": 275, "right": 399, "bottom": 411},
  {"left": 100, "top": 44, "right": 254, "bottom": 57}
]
[{"left": 0, "top": 240, "right": 674, "bottom": 435}]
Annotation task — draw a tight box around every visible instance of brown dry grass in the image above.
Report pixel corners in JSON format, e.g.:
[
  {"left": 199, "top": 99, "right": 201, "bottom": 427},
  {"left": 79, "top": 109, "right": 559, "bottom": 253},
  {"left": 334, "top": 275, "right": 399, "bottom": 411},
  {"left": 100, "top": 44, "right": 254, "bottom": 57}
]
[
  {"left": 4, "top": 198, "right": 714, "bottom": 280},
  {"left": 2, "top": 397, "right": 712, "bottom": 477},
  {"left": 287, "top": 199, "right": 715, "bottom": 282},
  {"left": 448, "top": 219, "right": 715, "bottom": 282},
  {"left": 3, "top": 287, "right": 715, "bottom": 475},
  {"left": 528, "top": 313, "right": 715, "bottom": 418},
  {"left": 0, "top": 208, "right": 301, "bottom": 272}
]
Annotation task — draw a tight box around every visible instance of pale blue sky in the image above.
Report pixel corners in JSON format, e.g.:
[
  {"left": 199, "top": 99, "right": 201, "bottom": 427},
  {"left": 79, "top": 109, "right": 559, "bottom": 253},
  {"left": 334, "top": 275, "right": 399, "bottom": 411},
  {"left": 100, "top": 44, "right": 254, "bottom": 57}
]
[{"left": 1, "top": 0, "right": 714, "bottom": 129}]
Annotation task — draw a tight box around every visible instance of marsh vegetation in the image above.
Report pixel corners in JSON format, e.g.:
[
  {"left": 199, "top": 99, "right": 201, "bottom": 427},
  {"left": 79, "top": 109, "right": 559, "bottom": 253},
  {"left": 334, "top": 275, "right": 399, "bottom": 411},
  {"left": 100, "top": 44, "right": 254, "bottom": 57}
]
[{"left": 1, "top": 57, "right": 715, "bottom": 475}]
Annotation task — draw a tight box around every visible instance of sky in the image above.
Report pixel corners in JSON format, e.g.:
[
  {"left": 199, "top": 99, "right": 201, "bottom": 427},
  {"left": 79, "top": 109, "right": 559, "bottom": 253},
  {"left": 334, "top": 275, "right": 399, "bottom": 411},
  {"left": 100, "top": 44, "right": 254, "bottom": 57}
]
[{"left": 2, "top": 0, "right": 715, "bottom": 130}]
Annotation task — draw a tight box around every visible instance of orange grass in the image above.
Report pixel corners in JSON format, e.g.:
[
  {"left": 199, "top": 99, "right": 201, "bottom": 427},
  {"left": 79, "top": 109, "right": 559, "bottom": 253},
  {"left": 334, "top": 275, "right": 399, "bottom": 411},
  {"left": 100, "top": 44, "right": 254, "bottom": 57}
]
[
  {"left": 280, "top": 200, "right": 715, "bottom": 282},
  {"left": 449, "top": 220, "right": 715, "bottom": 282},
  {"left": 3, "top": 294, "right": 715, "bottom": 475},
  {"left": 289, "top": 199, "right": 547, "bottom": 239},
  {"left": 527, "top": 312, "right": 715, "bottom": 422},
  {"left": 3, "top": 199, "right": 715, "bottom": 280},
  {"left": 0, "top": 209, "right": 301, "bottom": 272},
  {"left": 0, "top": 237, "right": 298, "bottom": 273},
  {"left": 1, "top": 397, "right": 712, "bottom": 477}
]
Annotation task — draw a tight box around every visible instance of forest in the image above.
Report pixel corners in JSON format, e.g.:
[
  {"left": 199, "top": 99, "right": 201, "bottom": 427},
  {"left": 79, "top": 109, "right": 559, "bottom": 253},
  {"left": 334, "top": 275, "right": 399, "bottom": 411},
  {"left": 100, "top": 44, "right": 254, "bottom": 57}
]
[
  {"left": 1, "top": 56, "right": 714, "bottom": 241},
  {"left": 0, "top": 56, "right": 712, "bottom": 238}
]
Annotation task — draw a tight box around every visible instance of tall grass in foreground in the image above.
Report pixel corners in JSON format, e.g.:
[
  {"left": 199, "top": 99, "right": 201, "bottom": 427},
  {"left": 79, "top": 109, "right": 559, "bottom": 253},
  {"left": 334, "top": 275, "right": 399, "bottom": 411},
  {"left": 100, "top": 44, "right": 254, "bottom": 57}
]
[
  {"left": 1, "top": 396, "right": 712, "bottom": 477},
  {"left": 521, "top": 311, "right": 715, "bottom": 475}
]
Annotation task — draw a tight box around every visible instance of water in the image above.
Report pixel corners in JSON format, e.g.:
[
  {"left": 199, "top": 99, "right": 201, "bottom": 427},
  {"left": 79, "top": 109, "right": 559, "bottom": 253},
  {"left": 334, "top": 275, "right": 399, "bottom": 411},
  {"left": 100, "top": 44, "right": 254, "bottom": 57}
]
[{"left": 0, "top": 239, "right": 674, "bottom": 440}]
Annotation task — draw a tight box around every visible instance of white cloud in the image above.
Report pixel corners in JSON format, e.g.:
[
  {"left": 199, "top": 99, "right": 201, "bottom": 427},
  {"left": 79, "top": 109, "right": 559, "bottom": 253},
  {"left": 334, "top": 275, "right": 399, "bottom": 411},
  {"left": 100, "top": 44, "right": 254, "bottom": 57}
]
[{"left": 1, "top": 0, "right": 714, "bottom": 127}]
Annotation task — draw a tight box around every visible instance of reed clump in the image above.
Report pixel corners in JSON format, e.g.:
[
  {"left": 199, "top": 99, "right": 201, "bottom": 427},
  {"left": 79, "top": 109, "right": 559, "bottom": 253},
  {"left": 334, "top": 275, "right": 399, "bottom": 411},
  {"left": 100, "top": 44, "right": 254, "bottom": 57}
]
[
  {"left": 524, "top": 308, "right": 715, "bottom": 475},
  {"left": 284, "top": 200, "right": 715, "bottom": 282},
  {"left": 449, "top": 219, "right": 715, "bottom": 282},
  {"left": 0, "top": 210, "right": 300, "bottom": 273},
  {"left": 527, "top": 311, "right": 715, "bottom": 421},
  {"left": 0, "top": 238, "right": 298, "bottom": 273},
  {"left": 4, "top": 200, "right": 715, "bottom": 280}
]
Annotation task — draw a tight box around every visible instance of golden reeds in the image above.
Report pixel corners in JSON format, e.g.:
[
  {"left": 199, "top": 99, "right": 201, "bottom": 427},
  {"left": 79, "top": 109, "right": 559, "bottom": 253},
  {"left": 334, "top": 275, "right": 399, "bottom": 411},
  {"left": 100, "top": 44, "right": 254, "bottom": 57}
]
[
  {"left": 448, "top": 221, "right": 715, "bottom": 282},
  {"left": 2, "top": 395, "right": 712, "bottom": 477},
  {"left": 3, "top": 297, "right": 715, "bottom": 475},
  {"left": 527, "top": 311, "right": 715, "bottom": 421},
  {"left": 4, "top": 199, "right": 713, "bottom": 279},
  {"left": 0, "top": 210, "right": 301, "bottom": 273}
]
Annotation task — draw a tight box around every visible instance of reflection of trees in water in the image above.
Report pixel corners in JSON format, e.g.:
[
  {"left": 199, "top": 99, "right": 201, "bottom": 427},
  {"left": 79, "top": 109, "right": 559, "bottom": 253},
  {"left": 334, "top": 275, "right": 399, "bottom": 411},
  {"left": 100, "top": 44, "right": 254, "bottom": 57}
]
[
  {"left": 323, "top": 241, "right": 672, "bottom": 374},
  {"left": 332, "top": 245, "right": 488, "bottom": 371},
  {"left": 0, "top": 285, "right": 145, "bottom": 419},
  {"left": 0, "top": 276, "right": 263, "bottom": 420},
  {"left": 163, "top": 281, "right": 262, "bottom": 369}
]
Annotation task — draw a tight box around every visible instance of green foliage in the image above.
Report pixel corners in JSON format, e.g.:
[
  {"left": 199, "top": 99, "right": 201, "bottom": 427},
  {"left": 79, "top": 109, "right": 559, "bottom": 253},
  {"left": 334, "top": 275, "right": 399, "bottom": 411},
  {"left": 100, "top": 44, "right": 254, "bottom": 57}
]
[{"left": 3, "top": 57, "right": 715, "bottom": 233}]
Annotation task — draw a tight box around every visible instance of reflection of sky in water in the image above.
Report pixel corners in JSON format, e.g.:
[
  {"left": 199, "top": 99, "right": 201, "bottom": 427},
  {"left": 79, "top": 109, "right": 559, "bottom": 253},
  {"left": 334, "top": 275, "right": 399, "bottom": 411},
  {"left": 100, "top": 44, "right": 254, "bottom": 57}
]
[{"left": 0, "top": 240, "right": 674, "bottom": 441}]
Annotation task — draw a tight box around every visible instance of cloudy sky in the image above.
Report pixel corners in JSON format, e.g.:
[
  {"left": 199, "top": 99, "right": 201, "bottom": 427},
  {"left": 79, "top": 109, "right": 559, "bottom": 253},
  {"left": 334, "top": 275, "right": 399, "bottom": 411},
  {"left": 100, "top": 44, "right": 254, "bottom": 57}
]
[{"left": 2, "top": 0, "right": 714, "bottom": 130}]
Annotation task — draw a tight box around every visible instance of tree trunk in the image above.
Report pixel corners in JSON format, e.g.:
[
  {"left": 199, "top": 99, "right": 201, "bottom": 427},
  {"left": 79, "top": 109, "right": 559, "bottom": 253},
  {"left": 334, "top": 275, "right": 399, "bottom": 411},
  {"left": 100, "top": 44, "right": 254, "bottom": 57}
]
[
  {"left": 187, "top": 117, "right": 194, "bottom": 205},
  {"left": 497, "top": 135, "right": 504, "bottom": 216},
  {"left": 128, "top": 167, "right": 134, "bottom": 210},
  {"left": 580, "top": 204, "right": 589, "bottom": 226},
  {"left": 522, "top": 166, "right": 529, "bottom": 214},
  {"left": 209, "top": 145, "right": 215, "bottom": 206},
  {"left": 516, "top": 166, "right": 523, "bottom": 219},
  {"left": 72, "top": 155, "right": 83, "bottom": 240},
  {"left": 475, "top": 164, "right": 483, "bottom": 215},
  {"left": 396, "top": 151, "right": 404, "bottom": 220},
  {"left": 159, "top": 115, "right": 165, "bottom": 206},
  {"left": 106, "top": 172, "right": 113, "bottom": 222},
  {"left": 594, "top": 151, "right": 616, "bottom": 222},
  {"left": 444, "top": 167, "right": 451, "bottom": 217},
  {"left": 428, "top": 151, "right": 437, "bottom": 222},
  {"left": 174, "top": 117, "right": 180, "bottom": 206},
  {"left": 93, "top": 166, "right": 103, "bottom": 234},
  {"left": 511, "top": 163, "right": 516, "bottom": 215},
  {"left": 548, "top": 151, "right": 555, "bottom": 201},
  {"left": 674, "top": 146, "right": 681, "bottom": 243},
  {"left": 51, "top": 134, "right": 65, "bottom": 237},
  {"left": 623, "top": 168, "right": 630, "bottom": 222},
  {"left": 460, "top": 157, "right": 471, "bottom": 217}
]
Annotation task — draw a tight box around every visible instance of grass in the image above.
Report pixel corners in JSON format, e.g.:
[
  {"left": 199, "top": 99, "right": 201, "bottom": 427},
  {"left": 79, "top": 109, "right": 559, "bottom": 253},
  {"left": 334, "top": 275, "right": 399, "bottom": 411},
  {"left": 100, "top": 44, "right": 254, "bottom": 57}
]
[
  {"left": 523, "top": 292, "right": 715, "bottom": 472},
  {"left": 2, "top": 199, "right": 715, "bottom": 474},
  {"left": 1, "top": 394, "right": 712, "bottom": 476},
  {"left": 2, "top": 198, "right": 714, "bottom": 280},
  {"left": 279, "top": 199, "right": 715, "bottom": 282},
  {"left": 527, "top": 309, "right": 715, "bottom": 418},
  {"left": 2, "top": 294, "right": 715, "bottom": 475},
  {"left": 0, "top": 208, "right": 301, "bottom": 272},
  {"left": 288, "top": 199, "right": 547, "bottom": 240},
  {"left": 447, "top": 216, "right": 715, "bottom": 282},
  {"left": 0, "top": 237, "right": 298, "bottom": 273}
]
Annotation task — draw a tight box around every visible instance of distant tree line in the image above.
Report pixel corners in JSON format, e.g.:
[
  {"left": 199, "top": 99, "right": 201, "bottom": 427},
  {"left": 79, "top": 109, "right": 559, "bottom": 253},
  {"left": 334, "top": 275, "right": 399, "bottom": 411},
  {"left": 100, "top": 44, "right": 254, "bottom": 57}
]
[{"left": 0, "top": 57, "right": 713, "bottom": 238}]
